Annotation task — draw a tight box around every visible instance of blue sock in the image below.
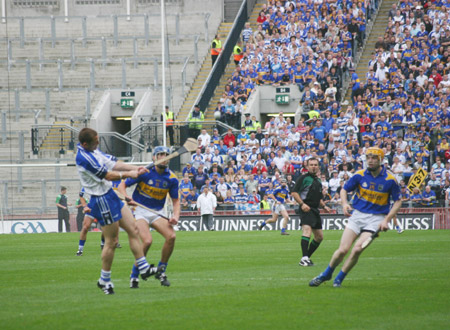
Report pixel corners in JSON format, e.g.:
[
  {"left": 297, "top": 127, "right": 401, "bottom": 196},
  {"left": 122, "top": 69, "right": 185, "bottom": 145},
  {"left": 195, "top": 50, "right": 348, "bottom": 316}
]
[
  {"left": 78, "top": 239, "right": 86, "bottom": 252},
  {"left": 136, "top": 257, "right": 150, "bottom": 274},
  {"left": 130, "top": 264, "right": 140, "bottom": 279},
  {"left": 101, "top": 237, "right": 105, "bottom": 246},
  {"left": 281, "top": 227, "right": 286, "bottom": 233},
  {"left": 100, "top": 269, "right": 111, "bottom": 283},
  {"left": 261, "top": 221, "right": 266, "bottom": 227},
  {"left": 158, "top": 261, "right": 168, "bottom": 272},
  {"left": 334, "top": 270, "right": 347, "bottom": 284},
  {"left": 322, "top": 265, "right": 335, "bottom": 279}
]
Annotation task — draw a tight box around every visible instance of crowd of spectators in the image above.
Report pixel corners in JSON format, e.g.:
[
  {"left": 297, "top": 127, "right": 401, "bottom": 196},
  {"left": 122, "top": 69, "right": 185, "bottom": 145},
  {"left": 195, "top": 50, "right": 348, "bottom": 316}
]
[
  {"left": 180, "top": 1, "right": 450, "bottom": 211},
  {"left": 214, "top": 0, "right": 378, "bottom": 129}
]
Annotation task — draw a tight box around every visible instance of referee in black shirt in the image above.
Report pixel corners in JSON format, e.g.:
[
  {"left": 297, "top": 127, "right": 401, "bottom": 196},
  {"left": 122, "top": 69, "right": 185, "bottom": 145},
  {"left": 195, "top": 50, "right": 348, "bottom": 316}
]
[{"left": 292, "top": 158, "right": 331, "bottom": 267}]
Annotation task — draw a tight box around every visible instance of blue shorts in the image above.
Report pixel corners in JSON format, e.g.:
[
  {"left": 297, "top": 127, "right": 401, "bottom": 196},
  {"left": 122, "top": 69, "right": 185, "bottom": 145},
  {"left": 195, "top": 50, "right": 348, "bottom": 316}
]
[{"left": 88, "top": 189, "right": 124, "bottom": 226}]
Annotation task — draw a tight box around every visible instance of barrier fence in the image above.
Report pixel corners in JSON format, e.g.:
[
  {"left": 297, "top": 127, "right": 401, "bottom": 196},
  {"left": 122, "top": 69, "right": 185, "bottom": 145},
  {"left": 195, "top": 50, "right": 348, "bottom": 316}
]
[{"left": 1, "top": 207, "right": 448, "bottom": 234}]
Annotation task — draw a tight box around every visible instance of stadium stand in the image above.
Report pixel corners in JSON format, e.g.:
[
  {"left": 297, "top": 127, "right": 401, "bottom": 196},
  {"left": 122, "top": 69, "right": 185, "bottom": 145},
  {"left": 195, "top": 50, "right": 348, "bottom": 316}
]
[
  {"left": 181, "top": 0, "right": 450, "bottom": 216},
  {"left": 0, "top": 0, "right": 223, "bottom": 216},
  {"left": 1, "top": 0, "right": 450, "bottom": 228}
]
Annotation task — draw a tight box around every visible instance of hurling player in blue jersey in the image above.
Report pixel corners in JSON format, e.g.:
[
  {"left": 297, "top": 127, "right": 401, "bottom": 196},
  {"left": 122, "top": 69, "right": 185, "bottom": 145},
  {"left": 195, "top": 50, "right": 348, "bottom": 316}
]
[
  {"left": 258, "top": 178, "right": 291, "bottom": 235},
  {"left": 118, "top": 146, "right": 180, "bottom": 288},
  {"left": 76, "top": 128, "right": 157, "bottom": 295},
  {"left": 310, "top": 147, "right": 402, "bottom": 288}
]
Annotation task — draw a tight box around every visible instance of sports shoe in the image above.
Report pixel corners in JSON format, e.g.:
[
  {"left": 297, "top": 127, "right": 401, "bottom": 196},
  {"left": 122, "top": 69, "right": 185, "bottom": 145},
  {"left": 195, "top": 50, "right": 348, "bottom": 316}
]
[
  {"left": 130, "top": 278, "right": 139, "bottom": 289},
  {"left": 309, "top": 272, "right": 332, "bottom": 287},
  {"left": 76, "top": 250, "right": 83, "bottom": 256},
  {"left": 258, "top": 223, "right": 265, "bottom": 230},
  {"left": 140, "top": 264, "right": 158, "bottom": 281},
  {"left": 299, "top": 257, "right": 313, "bottom": 267},
  {"left": 397, "top": 227, "right": 404, "bottom": 234},
  {"left": 281, "top": 231, "right": 290, "bottom": 235},
  {"left": 333, "top": 281, "right": 342, "bottom": 288},
  {"left": 100, "top": 244, "right": 104, "bottom": 250},
  {"left": 156, "top": 270, "right": 171, "bottom": 287},
  {"left": 97, "top": 281, "right": 115, "bottom": 295},
  {"left": 116, "top": 243, "right": 122, "bottom": 248}
]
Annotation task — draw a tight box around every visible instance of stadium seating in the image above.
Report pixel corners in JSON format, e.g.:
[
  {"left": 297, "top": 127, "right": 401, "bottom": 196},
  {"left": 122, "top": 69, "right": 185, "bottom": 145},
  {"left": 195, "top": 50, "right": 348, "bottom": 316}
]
[
  {"left": 182, "top": 0, "right": 450, "bottom": 212},
  {"left": 0, "top": 3, "right": 223, "bottom": 215}
]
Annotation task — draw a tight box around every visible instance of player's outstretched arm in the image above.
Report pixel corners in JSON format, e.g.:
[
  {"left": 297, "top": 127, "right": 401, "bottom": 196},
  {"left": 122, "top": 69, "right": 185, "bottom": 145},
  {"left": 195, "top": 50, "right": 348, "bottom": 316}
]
[
  {"left": 319, "top": 199, "right": 331, "bottom": 213},
  {"left": 380, "top": 199, "right": 402, "bottom": 231},
  {"left": 117, "top": 180, "right": 137, "bottom": 206},
  {"left": 112, "top": 160, "right": 144, "bottom": 172},
  {"left": 170, "top": 198, "right": 181, "bottom": 225},
  {"left": 341, "top": 188, "right": 353, "bottom": 217}
]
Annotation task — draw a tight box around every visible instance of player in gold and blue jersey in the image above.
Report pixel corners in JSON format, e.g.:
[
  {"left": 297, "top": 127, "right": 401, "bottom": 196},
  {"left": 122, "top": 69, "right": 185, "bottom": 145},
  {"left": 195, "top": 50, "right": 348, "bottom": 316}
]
[
  {"left": 310, "top": 147, "right": 402, "bottom": 288},
  {"left": 258, "top": 178, "right": 291, "bottom": 235},
  {"left": 118, "top": 146, "right": 180, "bottom": 288}
]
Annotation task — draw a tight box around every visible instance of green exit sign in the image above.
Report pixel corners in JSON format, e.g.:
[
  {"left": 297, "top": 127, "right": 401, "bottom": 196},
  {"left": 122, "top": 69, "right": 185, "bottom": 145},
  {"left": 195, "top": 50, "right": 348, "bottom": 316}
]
[
  {"left": 120, "top": 99, "right": 135, "bottom": 109},
  {"left": 275, "top": 94, "right": 290, "bottom": 105}
]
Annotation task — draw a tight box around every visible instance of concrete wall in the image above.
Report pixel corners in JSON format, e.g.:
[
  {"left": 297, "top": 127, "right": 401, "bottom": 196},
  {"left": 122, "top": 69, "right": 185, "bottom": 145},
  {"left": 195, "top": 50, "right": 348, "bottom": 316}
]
[
  {"left": 90, "top": 91, "right": 112, "bottom": 133},
  {"left": 131, "top": 89, "right": 153, "bottom": 130},
  {"left": 256, "top": 85, "right": 302, "bottom": 115}
]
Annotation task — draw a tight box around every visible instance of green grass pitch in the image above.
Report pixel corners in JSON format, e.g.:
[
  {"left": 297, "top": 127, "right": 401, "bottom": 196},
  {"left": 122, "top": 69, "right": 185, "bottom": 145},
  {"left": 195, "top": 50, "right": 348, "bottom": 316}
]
[{"left": 1, "top": 230, "right": 449, "bottom": 329}]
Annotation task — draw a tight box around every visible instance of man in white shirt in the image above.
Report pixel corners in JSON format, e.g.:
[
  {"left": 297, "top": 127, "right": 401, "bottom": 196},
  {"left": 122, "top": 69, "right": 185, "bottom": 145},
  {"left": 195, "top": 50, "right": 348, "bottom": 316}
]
[
  {"left": 274, "top": 150, "right": 287, "bottom": 171},
  {"left": 288, "top": 127, "right": 300, "bottom": 143},
  {"left": 198, "top": 129, "right": 211, "bottom": 148},
  {"left": 197, "top": 186, "right": 217, "bottom": 231},
  {"left": 375, "top": 61, "right": 389, "bottom": 81},
  {"left": 415, "top": 68, "right": 428, "bottom": 87},
  {"left": 216, "top": 177, "right": 231, "bottom": 199}
]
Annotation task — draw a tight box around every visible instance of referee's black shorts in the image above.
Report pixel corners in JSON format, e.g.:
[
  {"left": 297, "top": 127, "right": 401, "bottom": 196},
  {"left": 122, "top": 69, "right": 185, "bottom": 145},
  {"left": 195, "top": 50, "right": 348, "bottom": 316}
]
[{"left": 298, "top": 207, "right": 322, "bottom": 229}]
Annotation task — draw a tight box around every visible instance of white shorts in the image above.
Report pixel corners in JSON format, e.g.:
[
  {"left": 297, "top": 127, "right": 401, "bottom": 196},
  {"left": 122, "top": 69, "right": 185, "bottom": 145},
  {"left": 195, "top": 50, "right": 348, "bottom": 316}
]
[
  {"left": 133, "top": 206, "right": 167, "bottom": 226},
  {"left": 273, "top": 203, "right": 286, "bottom": 214},
  {"left": 346, "top": 209, "right": 385, "bottom": 235}
]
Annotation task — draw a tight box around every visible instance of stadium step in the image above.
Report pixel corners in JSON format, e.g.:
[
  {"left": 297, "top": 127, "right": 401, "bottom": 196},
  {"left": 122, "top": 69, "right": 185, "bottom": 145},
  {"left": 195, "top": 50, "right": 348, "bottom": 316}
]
[
  {"left": 343, "top": 0, "right": 398, "bottom": 103},
  {"left": 202, "top": 2, "right": 264, "bottom": 122},
  {"left": 177, "top": 21, "right": 234, "bottom": 122},
  {"left": 39, "top": 121, "right": 73, "bottom": 149}
]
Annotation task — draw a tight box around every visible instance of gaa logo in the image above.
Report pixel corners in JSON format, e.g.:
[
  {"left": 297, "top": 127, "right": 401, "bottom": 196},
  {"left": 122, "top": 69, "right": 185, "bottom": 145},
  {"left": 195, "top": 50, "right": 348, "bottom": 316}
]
[{"left": 11, "top": 222, "right": 47, "bottom": 234}]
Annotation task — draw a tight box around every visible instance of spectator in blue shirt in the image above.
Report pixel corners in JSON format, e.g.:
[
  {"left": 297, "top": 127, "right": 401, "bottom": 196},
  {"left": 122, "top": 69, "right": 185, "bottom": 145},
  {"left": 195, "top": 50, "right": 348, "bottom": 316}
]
[
  {"left": 311, "top": 119, "right": 327, "bottom": 143},
  {"left": 322, "top": 110, "right": 335, "bottom": 132},
  {"left": 421, "top": 185, "right": 437, "bottom": 206},
  {"left": 182, "top": 162, "right": 197, "bottom": 179},
  {"left": 410, "top": 188, "right": 423, "bottom": 205}
]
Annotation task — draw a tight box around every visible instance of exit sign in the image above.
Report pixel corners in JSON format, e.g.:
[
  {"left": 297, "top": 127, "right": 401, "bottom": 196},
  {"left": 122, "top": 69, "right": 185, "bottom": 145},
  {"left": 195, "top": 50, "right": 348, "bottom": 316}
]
[
  {"left": 120, "top": 99, "right": 135, "bottom": 109},
  {"left": 275, "top": 94, "right": 290, "bottom": 105}
]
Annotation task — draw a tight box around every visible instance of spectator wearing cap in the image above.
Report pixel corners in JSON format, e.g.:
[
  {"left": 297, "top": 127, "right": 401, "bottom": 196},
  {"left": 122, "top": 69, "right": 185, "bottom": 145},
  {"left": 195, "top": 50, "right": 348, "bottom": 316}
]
[
  {"left": 242, "top": 113, "right": 254, "bottom": 131},
  {"left": 188, "top": 104, "right": 204, "bottom": 138},
  {"left": 182, "top": 162, "right": 197, "bottom": 179}
]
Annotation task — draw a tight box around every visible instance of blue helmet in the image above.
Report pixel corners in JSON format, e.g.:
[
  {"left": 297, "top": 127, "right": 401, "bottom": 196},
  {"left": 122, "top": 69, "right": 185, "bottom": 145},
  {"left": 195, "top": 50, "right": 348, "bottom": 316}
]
[{"left": 153, "top": 146, "right": 171, "bottom": 157}]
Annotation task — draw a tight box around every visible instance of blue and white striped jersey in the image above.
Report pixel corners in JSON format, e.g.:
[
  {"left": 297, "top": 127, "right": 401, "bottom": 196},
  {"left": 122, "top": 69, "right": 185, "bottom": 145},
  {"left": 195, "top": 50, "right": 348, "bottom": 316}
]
[{"left": 76, "top": 144, "right": 117, "bottom": 196}]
